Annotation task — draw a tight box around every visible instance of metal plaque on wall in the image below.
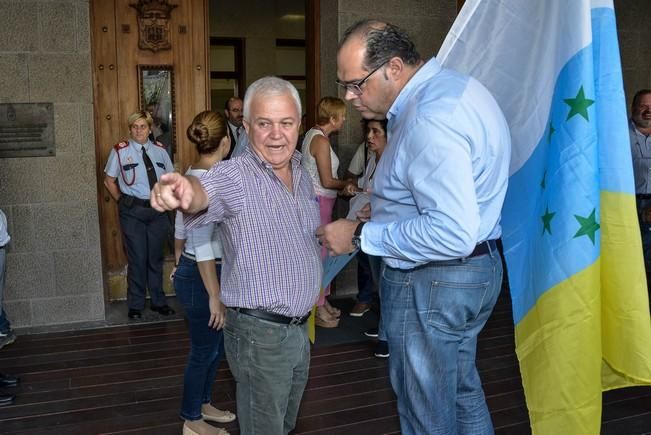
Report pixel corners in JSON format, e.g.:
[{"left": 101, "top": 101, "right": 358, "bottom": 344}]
[{"left": 0, "top": 103, "right": 55, "bottom": 158}]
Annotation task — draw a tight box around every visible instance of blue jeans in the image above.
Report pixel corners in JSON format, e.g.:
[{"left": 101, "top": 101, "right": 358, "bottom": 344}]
[
  {"left": 356, "top": 252, "right": 376, "bottom": 304},
  {"left": 174, "top": 255, "right": 225, "bottom": 421},
  {"left": 358, "top": 253, "right": 387, "bottom": 341},
  {"left": 381, "top": 249, "right": 503, "bottom": 435},
  {"left": 224, "top": 308, "right": 310, "bottom": 435},
  {"left": 0, "top": 248, "right": 10, "bottom": 333}
]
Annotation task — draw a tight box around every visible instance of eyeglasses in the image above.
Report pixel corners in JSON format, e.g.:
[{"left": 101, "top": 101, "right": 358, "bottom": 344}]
[{"left": 336, "top": 62, "right": 387, "bottom": 95}]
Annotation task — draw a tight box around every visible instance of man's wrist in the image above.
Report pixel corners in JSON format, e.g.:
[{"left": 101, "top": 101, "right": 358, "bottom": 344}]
[{"left": 352, "top": 221, "right": 366, "bottom": 250}]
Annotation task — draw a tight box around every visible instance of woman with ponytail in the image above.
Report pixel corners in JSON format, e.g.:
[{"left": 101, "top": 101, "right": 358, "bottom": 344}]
[{"left": 173, "top": 111, "right": 236, "bottom": 435}]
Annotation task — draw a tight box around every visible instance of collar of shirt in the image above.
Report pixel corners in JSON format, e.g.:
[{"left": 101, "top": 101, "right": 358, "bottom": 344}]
[
  {"left": 227, "top": 121, "right": 240, "bottom": 136},
  {"left": 243, "top": 143, "right": 304, "bottom": 172},
  {"left": 130, "top": 139, "right": 151, "bottom": 151},
  {"left": 387, "top": 57, "right": 442, "bottom": 122},
  {"left": 630, "top": 119, "right": 651, "bottom": 138}
]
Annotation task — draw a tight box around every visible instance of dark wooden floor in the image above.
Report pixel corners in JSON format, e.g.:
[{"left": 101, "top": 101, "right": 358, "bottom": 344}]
[{"left": 0, "top": 293, "right": 649, "bottom": 434}]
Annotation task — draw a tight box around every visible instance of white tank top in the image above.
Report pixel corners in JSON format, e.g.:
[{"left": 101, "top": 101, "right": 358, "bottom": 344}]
[{"left": 301, "top": 128, "right": 340, "bottom": 198}]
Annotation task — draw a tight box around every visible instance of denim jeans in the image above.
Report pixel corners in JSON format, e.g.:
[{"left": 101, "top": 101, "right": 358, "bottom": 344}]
[
  {"left": 358, "top": 253, "right": 387, "bottom": 341},
  {"left": 381, "top": 248, "right": 503, "bottom": 435},
  {"left": 356, "top": 252, "right": 378, "bottom": 304},
  {"left": 0, "top": 248, "right": 10, "bottom": 333},
  {"left": 224, "top": 308, "right": 310, "bottom": 435},
  {"left": 174, "top": 255, "right": 225, "bottom": 421}
]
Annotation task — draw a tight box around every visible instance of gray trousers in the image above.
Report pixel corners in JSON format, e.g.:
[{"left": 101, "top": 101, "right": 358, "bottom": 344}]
[{"left": 224, "top": 308, "right": 310, "bottom": 435}]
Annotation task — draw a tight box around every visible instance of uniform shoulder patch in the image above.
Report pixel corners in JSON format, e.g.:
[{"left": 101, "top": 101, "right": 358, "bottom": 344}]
[{"left": 113, "top": 141, "right": 129, "bottom": 151}]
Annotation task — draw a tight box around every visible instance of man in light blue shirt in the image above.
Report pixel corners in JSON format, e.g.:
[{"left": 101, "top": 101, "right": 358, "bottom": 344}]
[{"left": 317, "top": 20, "right": 511, "bottom": 435}]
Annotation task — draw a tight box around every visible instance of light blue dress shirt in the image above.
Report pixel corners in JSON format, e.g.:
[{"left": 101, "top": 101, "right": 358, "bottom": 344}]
[
  {"left": 629, "top": 120, "right": 651, "bottom": 194},
  {"left": 104, "top": 139, "right": 174, "bottom": 199},
  {"left": 362, "top": 57, "right": 511, "bottom": 269}
]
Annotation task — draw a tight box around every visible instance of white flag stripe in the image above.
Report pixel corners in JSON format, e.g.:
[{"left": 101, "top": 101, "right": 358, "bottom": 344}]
[
  {"left": 591, "top": 0, "right": 613, "bottom": 9},
  {"left": 438, "top": 0, "right": 592, "bottom": 174}
]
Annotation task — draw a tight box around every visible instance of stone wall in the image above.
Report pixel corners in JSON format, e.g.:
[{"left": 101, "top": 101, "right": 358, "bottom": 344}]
[
  {"left": 0, "top": 0, "right": 104, "bottom": 327},
  {"left": 615, "top": 0, "right": 651, "bottom": 112}
]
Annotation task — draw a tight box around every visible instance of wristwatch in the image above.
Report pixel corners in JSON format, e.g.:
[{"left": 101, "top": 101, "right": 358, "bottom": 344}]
[{"left": 352, "top": 222, "right": 366, "bottom": 250}]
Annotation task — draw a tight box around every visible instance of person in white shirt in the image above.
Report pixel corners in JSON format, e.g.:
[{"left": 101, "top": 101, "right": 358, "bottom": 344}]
[
  {"left": 0, "top": 209, "right": 18, "bottom": 407},
  {"left": 301, "top": 97, "right": 355, "bottom": 328},
  {"left": 173, "top": 110, "right": 236, "bottom": 435}
]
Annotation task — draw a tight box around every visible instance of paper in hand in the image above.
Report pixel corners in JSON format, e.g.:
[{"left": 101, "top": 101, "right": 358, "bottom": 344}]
[{"left": 322, "top": 249, "right": 358, "bottom": 288}]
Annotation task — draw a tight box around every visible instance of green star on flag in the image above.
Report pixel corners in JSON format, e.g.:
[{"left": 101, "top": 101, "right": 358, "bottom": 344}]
[
  {"left": 564, "top": 85, "right": 595, "bottom": 121},
  {"left": 573, "top": 209, "right": 600, "bottom": 244},
  {"left": 541, "top": 206, "right": 555, "bottom": 235},
  {"left": 548, "top": 123, "right": 555, "bottom": 144}
]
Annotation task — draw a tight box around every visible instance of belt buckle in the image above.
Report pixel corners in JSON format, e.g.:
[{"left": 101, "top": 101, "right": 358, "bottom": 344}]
[{"left": 289, "top": 316, "right": 302, "bottom": 326}]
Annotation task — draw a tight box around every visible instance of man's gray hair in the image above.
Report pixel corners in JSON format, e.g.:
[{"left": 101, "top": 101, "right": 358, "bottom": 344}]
[{"left": 243, "top": 76, "right": 302, "bottom": 121}]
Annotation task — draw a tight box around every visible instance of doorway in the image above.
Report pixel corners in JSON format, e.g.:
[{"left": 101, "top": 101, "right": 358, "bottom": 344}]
[{"left": 207, "top": 0, "right": 319, "bottom": 125}]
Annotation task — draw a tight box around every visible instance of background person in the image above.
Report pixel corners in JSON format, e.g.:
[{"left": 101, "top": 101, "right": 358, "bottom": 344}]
[
  {"left": 104, "top": 110, "right": 175, "bottom": 320},
  {"left": 342, "top": 120, "right": 389, "bottom": 357},
  {"left": 174, "top": 111, "right": 236, "bottom": 435},
  {"left": 0, "top": 209, "right": 15, "bottom": 349},
  {"left": 0, "top": 209, "right": 18, "bottom": 407},
  {"left": 223, "top": 97, "right": 247, "bottom": 159},
  {"left": 151, "top": 77, "right": 321, "bottom": 435},
  {"left": 301, "top": 96, "right": 355, "bottom": 328},
  {"left": 629, "top": 89, "right": 651, "bottom": 294}
]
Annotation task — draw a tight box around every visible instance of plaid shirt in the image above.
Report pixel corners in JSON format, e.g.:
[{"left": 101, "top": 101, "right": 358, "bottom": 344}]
[{"left": 186, "top": 147, "right": 322, "bottom": 317}]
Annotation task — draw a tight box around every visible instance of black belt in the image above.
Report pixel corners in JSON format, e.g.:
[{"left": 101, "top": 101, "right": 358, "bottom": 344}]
[
  {"left": 467, "top": 239, "right": 498, "bottom": 258},
  {"left": 0, "top": 245, "right": 4, "bottom": 250},
  {"left": 121, "top": 194, "right": 151, "bottom": 208},
  {"left": 232, "top": 307, "right": 310, "bottom": 325},
  {"left": 637, "top": 194, "right": 651, "bottom": 200},
  {"left": 181, "top": 251, "right": 196, "bottom": 261}
]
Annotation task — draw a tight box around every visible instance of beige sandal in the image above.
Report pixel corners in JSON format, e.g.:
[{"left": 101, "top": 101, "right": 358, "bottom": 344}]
[
  {"left": 315, "top": 307, "right": 339, "bottom": 328},
  {"left": 183, "top": 419, "right": 230, "bottom": 435},
  {"left": 201, "top": 403, "right": 237, "bottom": 423},
  {"left": 324, "top": 299, "right": 341, "bottom": 318}
]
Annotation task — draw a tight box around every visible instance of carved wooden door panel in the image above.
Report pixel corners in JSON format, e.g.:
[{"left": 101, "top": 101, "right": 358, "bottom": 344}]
[{"left": 91, "top": 0, "right": 208, "bottom": 301}]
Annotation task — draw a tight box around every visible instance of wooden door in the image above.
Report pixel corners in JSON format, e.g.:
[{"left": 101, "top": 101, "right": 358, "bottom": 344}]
[{"left": 91, "top": 0, "right": 209, "bottom": 300}]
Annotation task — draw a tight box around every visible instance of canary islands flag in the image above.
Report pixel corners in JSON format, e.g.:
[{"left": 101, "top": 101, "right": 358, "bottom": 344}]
[{"left": 439, "top": 1, "right": 651, "bottom": 433}]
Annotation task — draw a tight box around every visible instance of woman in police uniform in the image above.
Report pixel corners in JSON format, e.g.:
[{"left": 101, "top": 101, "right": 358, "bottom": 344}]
[{"left": 103, "top": 110, "right": 175, "bottom": 320}]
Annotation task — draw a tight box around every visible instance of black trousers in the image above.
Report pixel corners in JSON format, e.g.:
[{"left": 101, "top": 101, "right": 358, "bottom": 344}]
[{"left": 118, "top": 200, "right": 169, "bottom": 310}]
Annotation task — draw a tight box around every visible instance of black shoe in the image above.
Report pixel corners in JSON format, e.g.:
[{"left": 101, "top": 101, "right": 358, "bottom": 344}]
[
  {"left": 374, "top": 340, "right": 389, "bottom": 358},
  {"left": 128, "top": 309, "right": 142, "bottom": 320},
  {"left": 150, "top": 305, "right": 175, "bottom": 316},
  {"left": 364, "top": 328, "right": 379, "bottom": 338},
  {"left": 0, "top": 373, "right": 19, "bottom": 388},
  {"left": 0, "top": 394, "right": 15, "bottom": 407}
]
